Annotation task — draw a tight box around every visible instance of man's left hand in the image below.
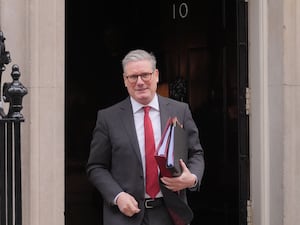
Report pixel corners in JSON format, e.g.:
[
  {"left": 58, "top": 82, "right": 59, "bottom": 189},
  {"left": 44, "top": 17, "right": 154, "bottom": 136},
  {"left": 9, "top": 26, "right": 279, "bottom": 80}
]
[{"left": 160, "top": 159, "right": 197, "bottom": 192}]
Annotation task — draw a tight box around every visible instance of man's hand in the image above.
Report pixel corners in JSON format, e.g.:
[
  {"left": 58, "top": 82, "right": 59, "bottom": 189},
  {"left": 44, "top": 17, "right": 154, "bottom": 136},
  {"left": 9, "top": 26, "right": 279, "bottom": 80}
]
[
  {"left": 116, "top": 192, "right": 141, "bottom": 217},
  {"left": 160, "top": 159, "right": 197, "bottom": 192}
]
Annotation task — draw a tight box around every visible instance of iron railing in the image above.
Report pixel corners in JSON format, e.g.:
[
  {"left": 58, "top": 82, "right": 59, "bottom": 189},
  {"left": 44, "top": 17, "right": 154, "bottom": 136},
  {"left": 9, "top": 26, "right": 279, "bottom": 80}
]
[{"left": 0, "top": 31, "right": 27, "bottom": 225}]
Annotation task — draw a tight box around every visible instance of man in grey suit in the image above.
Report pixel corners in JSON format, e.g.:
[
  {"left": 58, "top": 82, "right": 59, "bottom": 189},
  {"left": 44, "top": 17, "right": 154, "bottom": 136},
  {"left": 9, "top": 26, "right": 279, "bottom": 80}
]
[{"left": 86, "top": 49, "right": 204, "bottom": 225}]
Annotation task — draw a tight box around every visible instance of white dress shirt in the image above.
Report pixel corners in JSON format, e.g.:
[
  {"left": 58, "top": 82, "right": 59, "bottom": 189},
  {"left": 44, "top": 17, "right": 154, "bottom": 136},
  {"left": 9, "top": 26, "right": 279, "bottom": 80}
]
[{"left": 130, "top": 94, "right": 163, "bottom": 198}]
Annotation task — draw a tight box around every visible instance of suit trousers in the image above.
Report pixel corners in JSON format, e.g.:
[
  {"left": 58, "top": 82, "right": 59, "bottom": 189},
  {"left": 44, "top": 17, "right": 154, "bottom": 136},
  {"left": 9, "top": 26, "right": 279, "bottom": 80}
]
[{"left": 142, "top": 204, "right": 174, "bottom": 225}]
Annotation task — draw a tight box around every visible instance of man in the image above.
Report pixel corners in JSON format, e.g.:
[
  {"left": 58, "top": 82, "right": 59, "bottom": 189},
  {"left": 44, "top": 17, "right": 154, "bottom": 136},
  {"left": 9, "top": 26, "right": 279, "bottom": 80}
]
[{"left": 86, "top": 49, "right": 204, "bottom": 225}]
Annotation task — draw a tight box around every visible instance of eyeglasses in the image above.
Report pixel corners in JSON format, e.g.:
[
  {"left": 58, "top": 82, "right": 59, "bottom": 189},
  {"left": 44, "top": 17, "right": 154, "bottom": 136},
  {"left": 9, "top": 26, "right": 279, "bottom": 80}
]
[{"left": 125, "top": 72, "right": 154, "bottom": 83}]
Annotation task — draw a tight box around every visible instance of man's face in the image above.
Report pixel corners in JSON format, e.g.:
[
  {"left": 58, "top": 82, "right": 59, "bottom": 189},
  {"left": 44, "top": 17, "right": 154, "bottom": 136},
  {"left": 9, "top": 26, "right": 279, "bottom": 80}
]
[{"left": 123, "top": 60, "right": 159, "bottom": 105}]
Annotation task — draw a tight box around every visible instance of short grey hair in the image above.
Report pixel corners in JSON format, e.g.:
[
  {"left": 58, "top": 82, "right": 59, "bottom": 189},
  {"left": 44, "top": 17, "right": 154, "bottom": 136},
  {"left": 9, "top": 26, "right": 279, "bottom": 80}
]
[{"left": 122, "top": 49, "right": 157, "bottom": 72}]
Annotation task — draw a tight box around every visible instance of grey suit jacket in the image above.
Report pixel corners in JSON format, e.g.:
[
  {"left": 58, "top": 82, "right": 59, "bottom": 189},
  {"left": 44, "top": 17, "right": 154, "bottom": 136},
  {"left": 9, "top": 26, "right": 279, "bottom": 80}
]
[{"left": 86, "top": 95, "right": 204, "bottom": 225}]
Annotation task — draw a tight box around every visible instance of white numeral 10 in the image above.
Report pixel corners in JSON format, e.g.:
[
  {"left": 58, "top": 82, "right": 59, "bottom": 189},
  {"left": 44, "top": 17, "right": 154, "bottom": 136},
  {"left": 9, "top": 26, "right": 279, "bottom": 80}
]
[{"left": 173, "top": 3, "right": 189, "bottom": 19}]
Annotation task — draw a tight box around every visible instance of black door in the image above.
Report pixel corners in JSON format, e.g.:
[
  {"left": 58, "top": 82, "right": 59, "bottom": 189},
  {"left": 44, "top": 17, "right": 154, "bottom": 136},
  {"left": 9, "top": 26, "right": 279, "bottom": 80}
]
[{"left": 65, "top": 1, "right": 249, "bottom": 225}]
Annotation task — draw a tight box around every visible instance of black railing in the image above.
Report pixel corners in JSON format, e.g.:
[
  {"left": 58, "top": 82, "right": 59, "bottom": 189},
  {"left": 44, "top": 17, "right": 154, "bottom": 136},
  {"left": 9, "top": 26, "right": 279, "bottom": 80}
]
[{"left": 0, "top": 31, "right": 27, "bottom": 225}]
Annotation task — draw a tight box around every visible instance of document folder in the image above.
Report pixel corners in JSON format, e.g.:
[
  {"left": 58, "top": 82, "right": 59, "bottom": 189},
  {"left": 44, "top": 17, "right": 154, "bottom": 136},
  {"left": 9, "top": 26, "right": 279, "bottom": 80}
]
[{"left": 155, "top": 117, "right": 188, "bottom": 177}]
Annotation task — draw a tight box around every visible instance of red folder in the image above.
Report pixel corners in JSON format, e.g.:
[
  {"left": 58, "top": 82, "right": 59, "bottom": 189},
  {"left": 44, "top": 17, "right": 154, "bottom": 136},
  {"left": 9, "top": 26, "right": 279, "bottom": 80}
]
[
  {"left": 155, "top": 117, "right": 188, "bottom": 177},
  {"left": 155, "top": 118, "right": 173, "bottom": 177}
]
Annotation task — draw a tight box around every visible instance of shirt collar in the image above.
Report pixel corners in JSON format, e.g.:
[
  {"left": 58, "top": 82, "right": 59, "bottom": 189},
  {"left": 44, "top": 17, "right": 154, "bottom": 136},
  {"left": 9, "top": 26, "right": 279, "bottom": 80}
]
[{"left": 131, "top": 94, "right": 159, "bottom": 113}]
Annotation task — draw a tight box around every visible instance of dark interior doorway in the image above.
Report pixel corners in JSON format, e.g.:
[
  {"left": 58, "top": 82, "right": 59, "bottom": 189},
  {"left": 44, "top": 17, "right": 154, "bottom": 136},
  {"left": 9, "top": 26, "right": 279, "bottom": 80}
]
[{"left": 65, "top": 1, "right": 249, "bottom": 225}]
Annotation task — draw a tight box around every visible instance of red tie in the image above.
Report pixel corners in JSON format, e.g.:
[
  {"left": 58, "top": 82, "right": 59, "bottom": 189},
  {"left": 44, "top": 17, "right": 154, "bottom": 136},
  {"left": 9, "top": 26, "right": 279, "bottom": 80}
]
[{"left": 144, "top": 106, "right": 159, "bottom": 198}]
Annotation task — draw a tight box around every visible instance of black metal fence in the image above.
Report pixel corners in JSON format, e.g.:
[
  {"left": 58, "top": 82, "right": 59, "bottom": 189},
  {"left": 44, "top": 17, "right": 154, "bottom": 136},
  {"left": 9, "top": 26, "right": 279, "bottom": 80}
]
[{"left": 0, "top": 31, "right": 27, "bottom": 225}]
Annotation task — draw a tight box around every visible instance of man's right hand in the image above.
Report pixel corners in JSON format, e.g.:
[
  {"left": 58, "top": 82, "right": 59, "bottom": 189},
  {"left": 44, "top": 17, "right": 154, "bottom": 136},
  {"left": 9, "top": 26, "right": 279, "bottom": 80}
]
[{"left": 116, "top": 192, "right": 141, "bottom": 217}]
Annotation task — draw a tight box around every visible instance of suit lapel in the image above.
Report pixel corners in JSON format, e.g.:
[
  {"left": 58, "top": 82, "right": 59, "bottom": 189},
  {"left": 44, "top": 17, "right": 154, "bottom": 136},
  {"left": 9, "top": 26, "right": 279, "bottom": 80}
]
[
  {"left": 119, "top": 98, "right": 143, "bottom": 164},
  {"left": 158, "top": 95, "right": 172, "bottom": 134}
]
